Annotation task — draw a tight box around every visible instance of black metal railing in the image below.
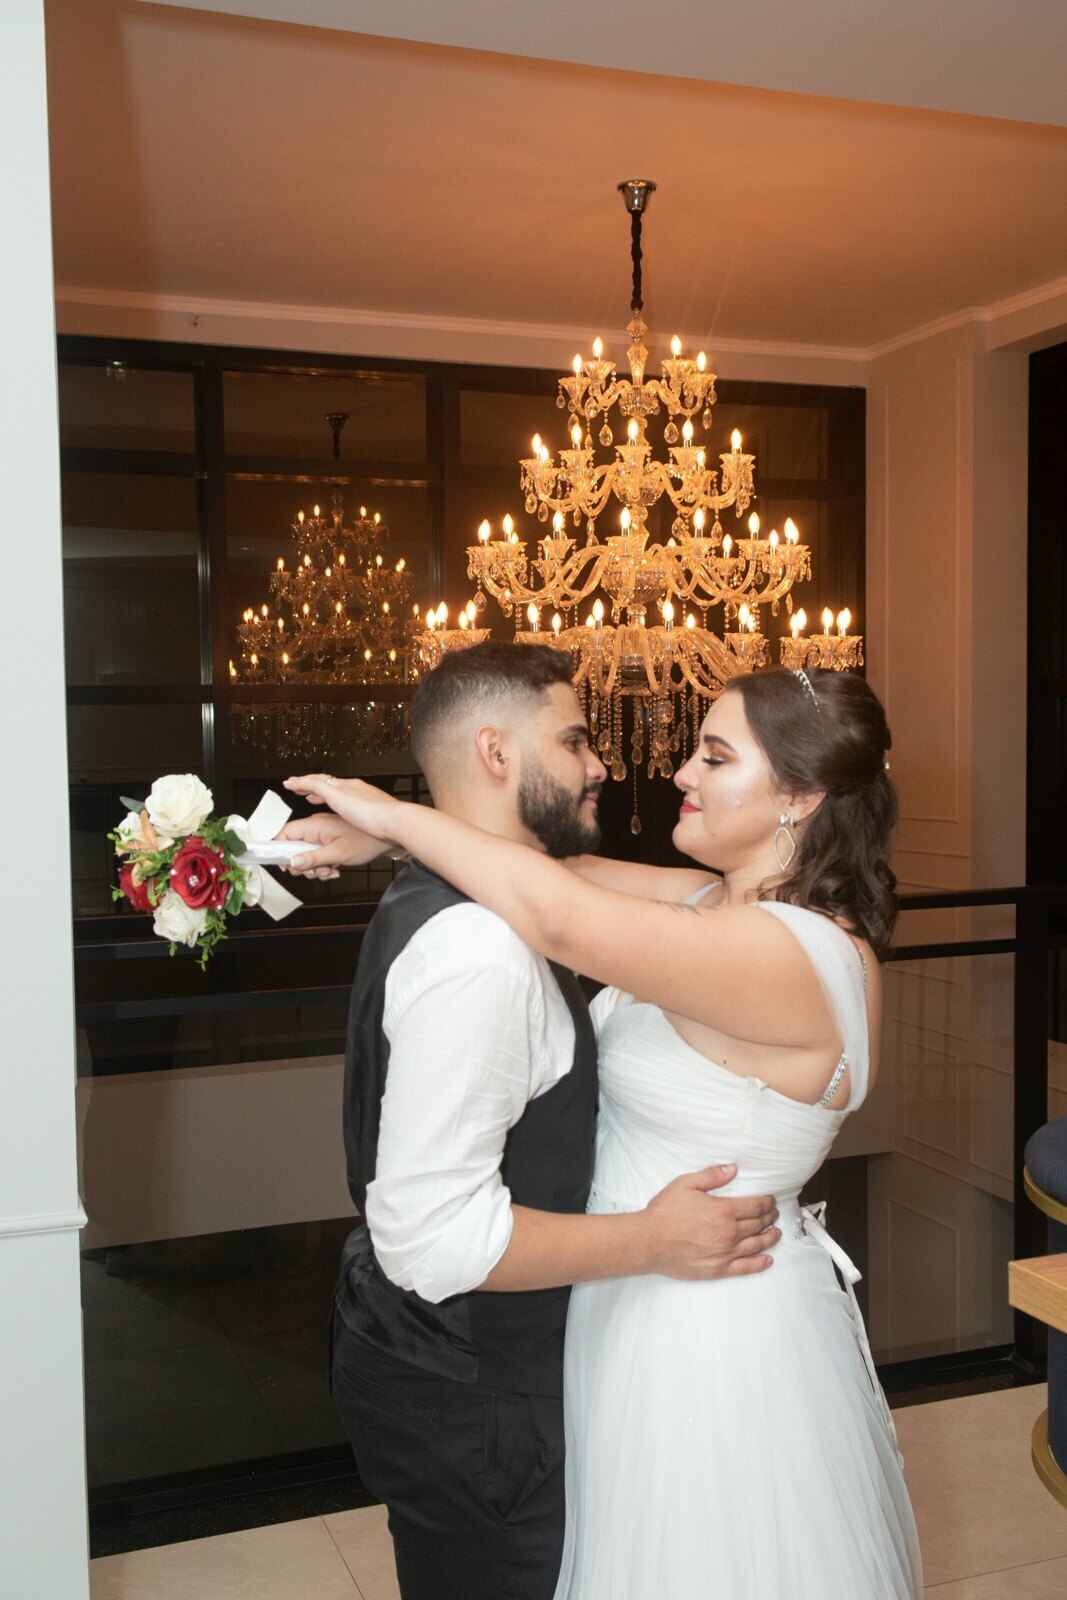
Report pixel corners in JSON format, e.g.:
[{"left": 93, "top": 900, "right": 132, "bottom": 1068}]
[{"left": 74, "top": 883, "right": 1066, "bottom": 1525}]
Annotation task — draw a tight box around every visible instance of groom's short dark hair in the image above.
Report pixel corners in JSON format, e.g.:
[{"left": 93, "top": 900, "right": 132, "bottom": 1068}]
[{"left": 409, "top": 641, "right": 573, "bottom": 771}]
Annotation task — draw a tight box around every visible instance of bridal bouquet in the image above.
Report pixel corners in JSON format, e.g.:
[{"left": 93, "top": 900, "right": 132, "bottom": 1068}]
[{"left": 110, "top": 774, "right": 303, "bottom": 966}]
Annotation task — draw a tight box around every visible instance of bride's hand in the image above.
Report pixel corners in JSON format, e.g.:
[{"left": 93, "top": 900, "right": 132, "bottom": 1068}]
[{"left": 283, "top": 774, "right": 404, "bottom": 847}]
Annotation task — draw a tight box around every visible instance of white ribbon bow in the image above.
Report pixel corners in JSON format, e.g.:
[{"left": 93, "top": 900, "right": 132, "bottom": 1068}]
[
  {"left": 801, "top": 1201, "right": 902, "bottom": 1463},
  {"left": 225, "top": 791, "right": 303, "bottom": 922}
]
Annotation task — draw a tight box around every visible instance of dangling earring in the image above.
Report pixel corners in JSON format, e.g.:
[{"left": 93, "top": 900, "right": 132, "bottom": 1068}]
[{"left": 773, "top": 812, "right": 797, "bottom": 872}]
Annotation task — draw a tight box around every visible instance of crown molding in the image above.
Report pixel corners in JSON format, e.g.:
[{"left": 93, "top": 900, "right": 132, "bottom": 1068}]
[
  {"left": 54, "top": 273, "right": 1067, "bottom": 369},
  {"left": 53, "top": 285, "right": 867, "bottom": 367}
]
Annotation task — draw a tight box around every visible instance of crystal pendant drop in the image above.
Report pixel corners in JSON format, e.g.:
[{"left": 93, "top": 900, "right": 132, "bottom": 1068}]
[
  {"left": 525, "top": 494, "right": 537, "bottom": 513},
  {"left": 537, "top": 502, "right": 550, "bottom": 521},
  {"left": 664, "top": 422, "right": 679, "bottom": 445},
  {"left": 630, "top": 814, "right": 642, "bottom": 835},
  {"left": 599, "top": 424, "right": 613, "bottom": 447},
  {"left": 556, "top": 393, "right": 567, "bottom": 408},
  {"left": 611, "top": 760, "right": 626, "bottom": 781},
  {"left": 702, "top": 407, "right": 713, "bottom": 428}
]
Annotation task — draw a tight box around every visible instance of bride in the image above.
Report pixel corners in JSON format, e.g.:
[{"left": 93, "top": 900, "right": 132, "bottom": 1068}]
[{"left": 285, "top": 665, "right": 923, "bottom": 1599}]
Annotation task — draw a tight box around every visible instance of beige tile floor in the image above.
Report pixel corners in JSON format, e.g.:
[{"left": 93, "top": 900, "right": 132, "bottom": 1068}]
[{"left": 90, "top": 1386, "right": 1067, "bottom": 1599}]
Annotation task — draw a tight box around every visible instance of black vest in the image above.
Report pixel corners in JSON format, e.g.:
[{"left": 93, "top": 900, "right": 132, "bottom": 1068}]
[{"left": 336, "top": 863, "right": 598, "bottom": 1396}]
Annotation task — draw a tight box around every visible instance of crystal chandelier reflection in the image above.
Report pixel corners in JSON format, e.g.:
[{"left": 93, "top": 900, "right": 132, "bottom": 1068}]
[
  {"left": 421, "top": 181, "right": 862, "bottom": 822},
  {"left": 232, "top": 413, "right": 416, "bottom": 761},
  {"left": 234, "top": 406, "right": 415, "bottom": 688}
]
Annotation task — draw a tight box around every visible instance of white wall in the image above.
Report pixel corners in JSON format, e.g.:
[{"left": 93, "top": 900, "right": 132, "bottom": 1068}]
[
  {"left": 863, "top": 318, "right": 1030, "bottom": 1359},
  {"left": 0, "top": 3, "right": 89, "bottom": 1595}
]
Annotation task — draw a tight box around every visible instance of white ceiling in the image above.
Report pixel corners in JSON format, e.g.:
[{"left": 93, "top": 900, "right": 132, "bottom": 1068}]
[
  {"left": 45, "top": 0, "right": 1067, "bottom": 354},
  {"left": 147, "top": 0, "right": 1067, "bottom": 126}
]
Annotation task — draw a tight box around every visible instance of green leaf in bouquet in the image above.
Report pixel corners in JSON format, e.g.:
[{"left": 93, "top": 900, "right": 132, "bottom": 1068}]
[
  {"left": 119, "top": 796, "right": 146, "bottom": 814},
  {"left": 218, "top": 828, "right": 246, "bottom": 858}
]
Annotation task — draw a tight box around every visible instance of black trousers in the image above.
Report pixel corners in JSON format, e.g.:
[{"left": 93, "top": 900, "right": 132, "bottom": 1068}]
[{"left": 332, "top": 1317, "right": 566, "bottom": 1600}]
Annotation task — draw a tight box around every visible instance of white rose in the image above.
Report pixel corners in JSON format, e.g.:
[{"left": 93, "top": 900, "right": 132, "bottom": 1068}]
[
  {"left": 146, "top": 774, "right": 213, "bottom": 838},
  {"left": 116, "top": 810, "right": 143, "bottom": 841},
  {"left": 152, "top": 891, "right": 208, "bottom": 948}
]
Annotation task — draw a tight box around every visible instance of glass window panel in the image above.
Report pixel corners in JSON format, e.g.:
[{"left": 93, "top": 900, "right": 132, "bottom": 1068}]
[
  {"left": 62, "top": 473, "right": 200, "bottom": 686},
  {"left": 67, "top": 704, "right": 203, "bottom": 784},
  {"left": 871, "top": 952, "right": 1015, "bottom": 1362},
  {"left": 68, "top": 708, "right": 204, "bottom": 916},
  {"left": 459, "top": 386, "right": 559, "bottom": 469},
  {"left": 226, "top": 478, "right": 433, "bottom": 602},
  {"left": 81, "top": 1219, "right": 353, "bottom": 1488},
  {"left": 701, "top": 400, "right": 829, "bottom": 481},
  {"left": 58, "top": 364, "right": 196, "bottom": 453},
  {"left": 223, "top": 370, "right": 426, "bottom": 461},
  {"left": 229, "top": 704, "right": 419, "bottom": 787}
]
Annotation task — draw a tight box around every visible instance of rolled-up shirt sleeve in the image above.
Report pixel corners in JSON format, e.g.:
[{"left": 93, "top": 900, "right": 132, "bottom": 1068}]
[{"left": 365, "top": 904, "right": 574, "bottom": 1303}]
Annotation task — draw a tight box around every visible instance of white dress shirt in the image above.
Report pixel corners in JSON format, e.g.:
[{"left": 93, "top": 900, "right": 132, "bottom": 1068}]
[{"left": 364, "top": 902, "right": 577, "bottom": 1304}]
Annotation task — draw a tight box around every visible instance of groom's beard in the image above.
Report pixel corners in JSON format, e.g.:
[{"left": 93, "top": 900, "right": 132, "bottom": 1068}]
[{"left": 518, "top": 765, "right": 602, "bottom": 859}]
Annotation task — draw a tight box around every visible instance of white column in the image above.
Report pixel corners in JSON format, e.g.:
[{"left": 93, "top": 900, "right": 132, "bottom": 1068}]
[{"left": 0, "top": 4, "right": 90, "bottom": 1596}]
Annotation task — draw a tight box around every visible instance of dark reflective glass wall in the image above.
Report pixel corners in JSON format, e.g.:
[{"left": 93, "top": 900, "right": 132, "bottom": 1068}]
[{"left": 60, "top": 335, "right": 864, "bottom": 1500}]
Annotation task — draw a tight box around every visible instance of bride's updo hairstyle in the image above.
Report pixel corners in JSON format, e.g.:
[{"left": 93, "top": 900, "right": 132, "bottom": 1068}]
[{"left": 723, "top": 667, "right": 898, "bottom": 958}]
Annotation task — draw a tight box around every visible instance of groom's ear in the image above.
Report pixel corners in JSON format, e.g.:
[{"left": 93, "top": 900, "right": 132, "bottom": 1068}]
[{"left": 473, "top": 724, "right": 513, "bottom": 782}]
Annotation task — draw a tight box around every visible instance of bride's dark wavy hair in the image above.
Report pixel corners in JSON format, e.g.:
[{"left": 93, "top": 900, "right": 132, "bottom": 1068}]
[{"left": 723, "top": 667, "right": 898, "bottom": 959}]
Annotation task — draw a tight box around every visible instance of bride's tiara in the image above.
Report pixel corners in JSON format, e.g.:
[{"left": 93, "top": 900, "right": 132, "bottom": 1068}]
[{"left": 791, "top": 668, "right": 821, "bottom": 713}]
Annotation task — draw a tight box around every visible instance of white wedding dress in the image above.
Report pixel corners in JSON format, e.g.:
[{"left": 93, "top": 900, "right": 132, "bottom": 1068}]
[{"left": 554, "top": 901, "right": 923, "bottom": 1600}]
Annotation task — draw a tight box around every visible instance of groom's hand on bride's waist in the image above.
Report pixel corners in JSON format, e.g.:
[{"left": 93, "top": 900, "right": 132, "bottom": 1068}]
[{"left": 644, "top": 1165, "right": 779, "bottom": 1279}]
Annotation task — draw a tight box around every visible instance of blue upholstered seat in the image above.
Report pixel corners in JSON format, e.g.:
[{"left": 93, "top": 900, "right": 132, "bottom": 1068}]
[
  {"left": 1024, "top": 1115, "right": 1067, "bottom": 1482},
  {"left": 1026, "top": 1115, "right": 1067, "bottom": 1213}
]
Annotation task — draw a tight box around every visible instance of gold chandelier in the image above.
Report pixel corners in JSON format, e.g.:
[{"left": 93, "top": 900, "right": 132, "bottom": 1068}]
[{"left": 419, "top": 181, "right": 862, "bottom": 820}]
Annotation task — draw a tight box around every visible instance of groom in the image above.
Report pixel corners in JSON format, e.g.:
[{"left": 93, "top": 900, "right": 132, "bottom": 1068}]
[{"left": 283, "top": 643, "right": 779, "bottom": 1600}]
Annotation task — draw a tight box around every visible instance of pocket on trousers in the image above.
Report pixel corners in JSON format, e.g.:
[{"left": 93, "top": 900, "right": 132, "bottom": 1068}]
[
  {"left": 483, "top": 1392, "right": 564, "bottom": 1523},
  {"left": 333, "top": 1353, "right": 438, "bottom": 1426}
]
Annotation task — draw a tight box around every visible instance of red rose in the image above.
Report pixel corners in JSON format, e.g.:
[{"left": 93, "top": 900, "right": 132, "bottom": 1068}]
[
  {"left": 169, "top": 836, "right": 230, "bottom": 910},
  {"left": 118, "top": 863, "right": 153, "bottom": 912}
]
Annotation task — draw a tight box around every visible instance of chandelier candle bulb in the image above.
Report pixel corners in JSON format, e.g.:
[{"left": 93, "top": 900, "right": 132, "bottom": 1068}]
[
  {"left": 455, "top": 179, "right": 860, "bottom": 783},
  {"left": 478, "top": 520, "right": 491, "bottom": 544}
]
